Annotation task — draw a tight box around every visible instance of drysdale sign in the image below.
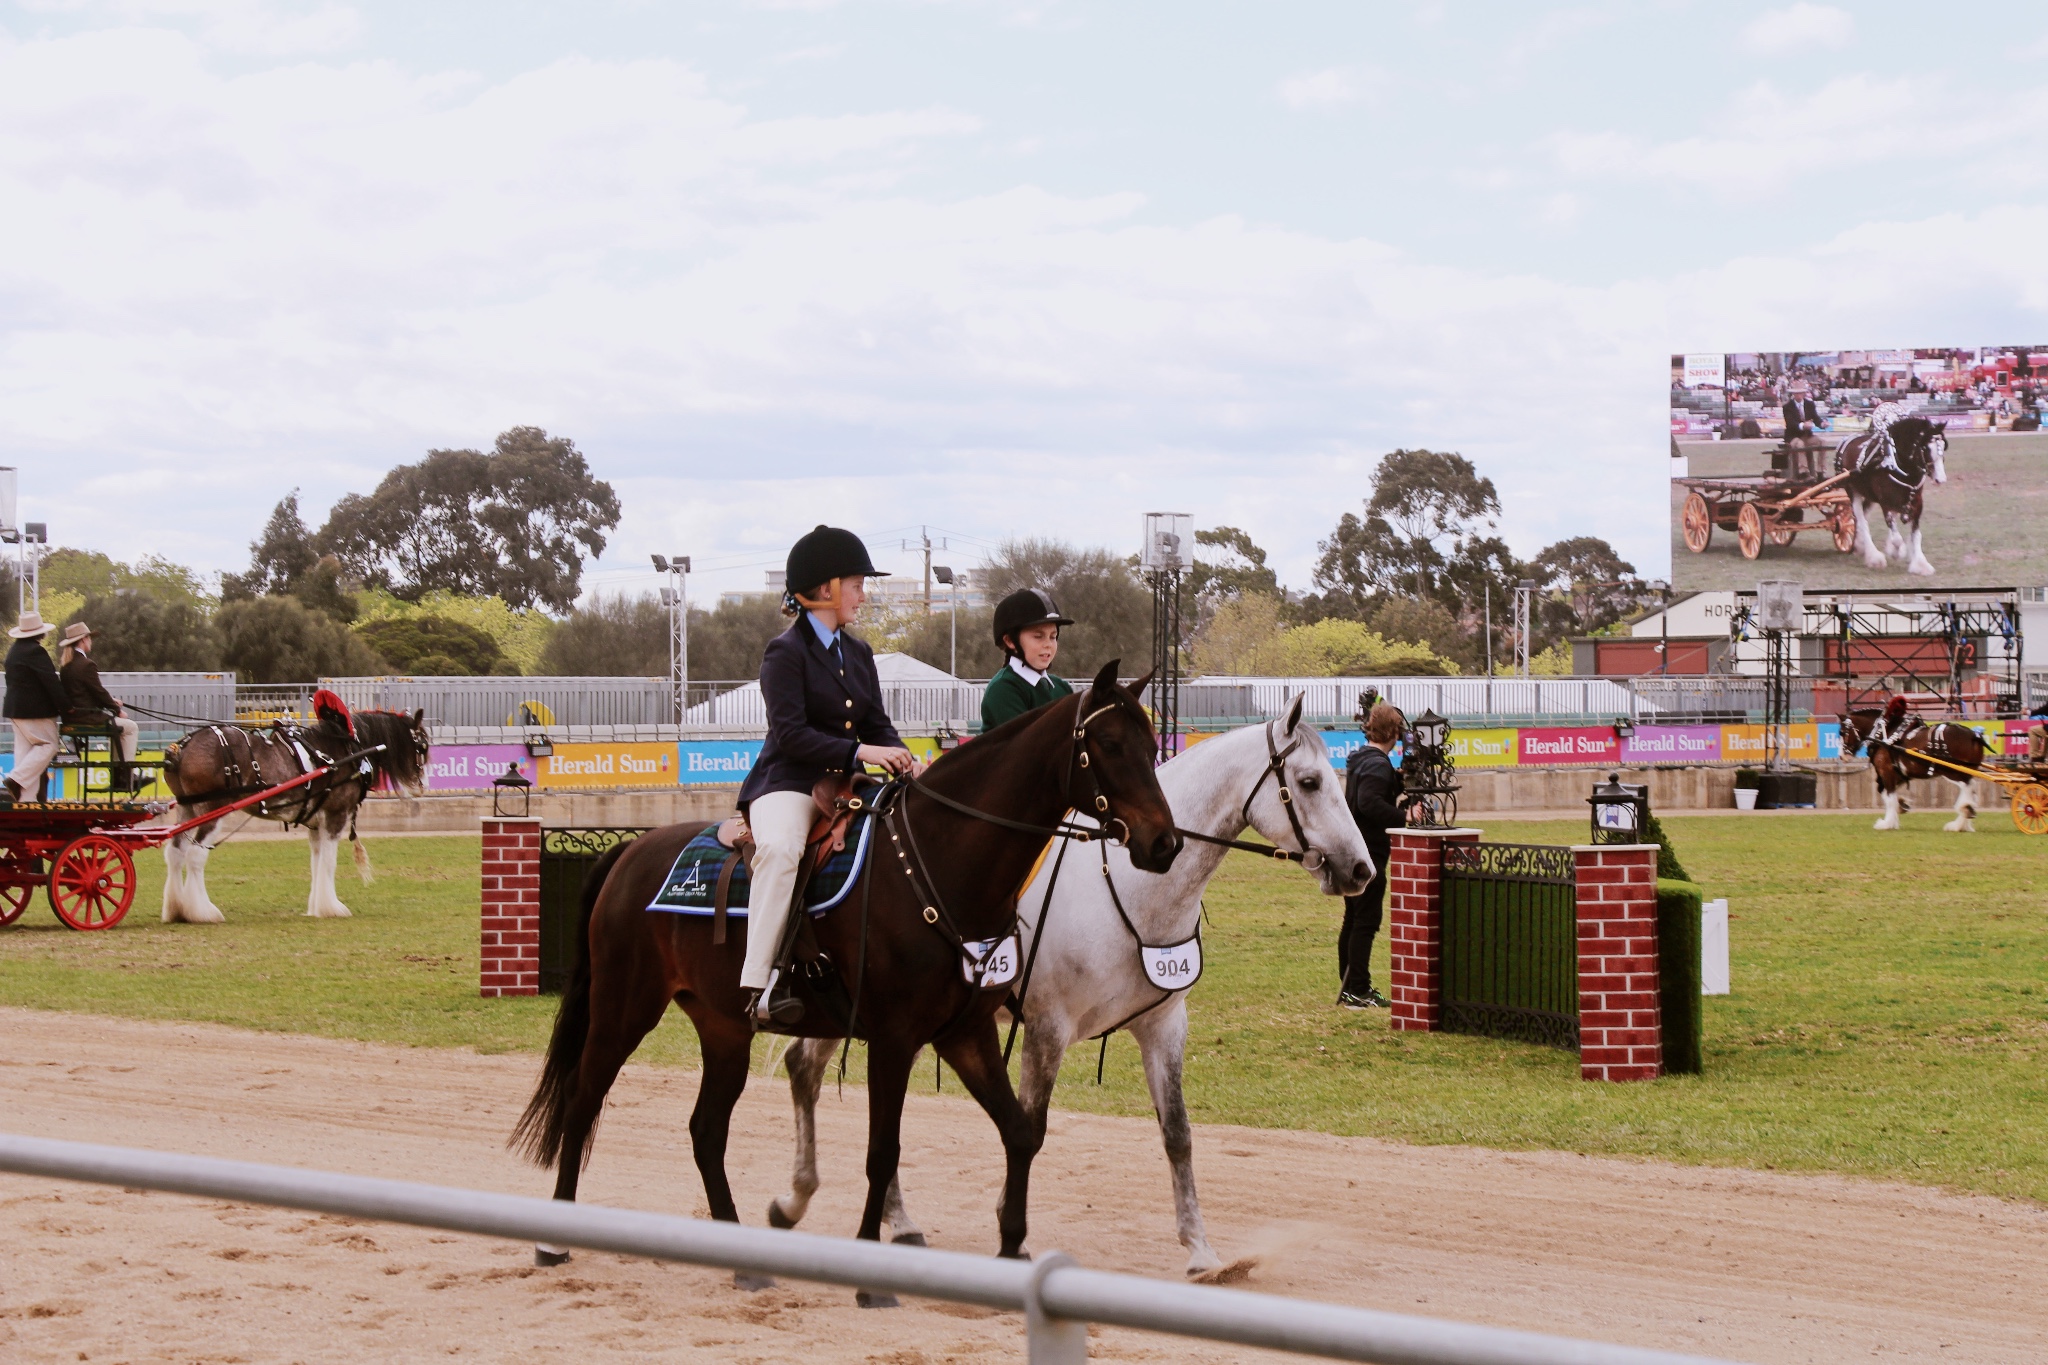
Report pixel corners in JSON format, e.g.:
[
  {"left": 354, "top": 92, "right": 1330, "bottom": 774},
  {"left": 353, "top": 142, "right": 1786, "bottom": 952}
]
[{"left": 413, "top": 719, "right": 2033, "bottom": 792}]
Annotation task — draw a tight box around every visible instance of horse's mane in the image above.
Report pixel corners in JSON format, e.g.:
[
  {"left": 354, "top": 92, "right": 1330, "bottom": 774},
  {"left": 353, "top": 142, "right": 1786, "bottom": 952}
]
[{"left": 340, "top": 708, "right": 428, "bottom": 791}]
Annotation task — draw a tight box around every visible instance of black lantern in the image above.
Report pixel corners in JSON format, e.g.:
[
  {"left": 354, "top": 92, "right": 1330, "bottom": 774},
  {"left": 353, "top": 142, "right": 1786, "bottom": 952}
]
[
  {"left": 1588, "top": 771, "right": 1648, "bottom": 844},
  {"left": 491, "top": 770, "right": 532, "bottom": 818},
  {"left": 1399, "top": 708, "right": 1459, "bottom": 829}
]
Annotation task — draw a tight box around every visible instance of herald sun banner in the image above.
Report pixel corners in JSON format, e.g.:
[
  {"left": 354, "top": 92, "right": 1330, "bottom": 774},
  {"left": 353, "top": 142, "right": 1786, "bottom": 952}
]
[{"left": 536, "top": 742, "right": 678, "bottom": 790}]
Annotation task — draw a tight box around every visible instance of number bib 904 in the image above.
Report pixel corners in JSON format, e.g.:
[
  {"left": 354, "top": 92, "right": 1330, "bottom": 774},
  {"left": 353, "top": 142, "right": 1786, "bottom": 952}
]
[{"left": 1139, "top": 936, "right": 1203, "bottom": 992}]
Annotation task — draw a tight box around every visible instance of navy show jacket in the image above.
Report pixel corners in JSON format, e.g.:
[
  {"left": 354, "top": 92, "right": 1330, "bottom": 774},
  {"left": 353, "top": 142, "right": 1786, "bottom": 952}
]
[{"left": 737, "top": 620, "right": 905, "bottom": 807}]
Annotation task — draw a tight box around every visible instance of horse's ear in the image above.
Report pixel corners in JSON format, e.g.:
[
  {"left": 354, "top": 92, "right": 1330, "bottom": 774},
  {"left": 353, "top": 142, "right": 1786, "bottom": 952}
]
[
  {"left": 1284, "top": 692, "right": 1305, "bottom": 734},
  {"left": 1128, "top": 668, "right": 1154, "bottom": 698},
  {"left": 1089, "top": 659, "right": 1121, "bottom": 699},
  {"left": 412, "top": 708, "right": 425, "bottom": 726}
]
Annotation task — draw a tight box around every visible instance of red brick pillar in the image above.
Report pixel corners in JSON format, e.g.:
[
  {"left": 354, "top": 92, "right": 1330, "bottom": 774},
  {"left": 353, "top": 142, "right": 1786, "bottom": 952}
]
[
  {"left": 1573, "top": 844, "right": 1661, "bottom": 1081},
  {"left": 1387, "top": 828, "right": 1481, "bottom": 1032},
  {"left": 481, "top": 818, "right": 542, "bottom": 998}
]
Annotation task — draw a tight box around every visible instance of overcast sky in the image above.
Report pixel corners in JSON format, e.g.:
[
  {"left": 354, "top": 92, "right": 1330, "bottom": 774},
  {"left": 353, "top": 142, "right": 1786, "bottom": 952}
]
[{"left": 6, "top": 0, "right": 2048, "bottom": 603}]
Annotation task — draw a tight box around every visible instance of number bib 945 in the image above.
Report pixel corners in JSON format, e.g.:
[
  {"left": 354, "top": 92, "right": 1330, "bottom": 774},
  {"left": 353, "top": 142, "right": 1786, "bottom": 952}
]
[
  {"left": 1139, "top": 936, "right": 1203, "bottom": 992},
  {"left": 962, "top": 935, "right": 1021, "bottom": 989}
]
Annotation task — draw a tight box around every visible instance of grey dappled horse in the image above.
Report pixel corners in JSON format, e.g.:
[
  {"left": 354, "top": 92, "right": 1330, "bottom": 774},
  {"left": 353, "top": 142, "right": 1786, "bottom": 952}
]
[{"left": 772, "top": 697, "right": 1373, "bottom": 1276}]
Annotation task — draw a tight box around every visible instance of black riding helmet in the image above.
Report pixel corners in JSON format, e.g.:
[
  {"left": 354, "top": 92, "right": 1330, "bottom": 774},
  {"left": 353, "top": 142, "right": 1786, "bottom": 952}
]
[
  {"left": 992, "top": 588, "right": 1074, "bottom": 656},
  {"left": 786, "top": 524, "right": 886, "bottom": 599}
]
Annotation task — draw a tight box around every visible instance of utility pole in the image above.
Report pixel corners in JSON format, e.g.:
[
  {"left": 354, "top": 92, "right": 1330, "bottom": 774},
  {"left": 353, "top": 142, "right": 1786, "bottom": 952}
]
[
  {"left": 652, "top": 554, "right": 691, "bottom": 726},
  {"left": 902, "top": 527, "right": 935, "bottom": 614}
]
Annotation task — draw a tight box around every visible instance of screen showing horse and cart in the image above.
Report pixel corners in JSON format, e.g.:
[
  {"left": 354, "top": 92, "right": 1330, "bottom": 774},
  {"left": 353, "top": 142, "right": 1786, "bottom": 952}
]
[{"left": 1670, "top": 348, "right": 2048, "bottom": 592}]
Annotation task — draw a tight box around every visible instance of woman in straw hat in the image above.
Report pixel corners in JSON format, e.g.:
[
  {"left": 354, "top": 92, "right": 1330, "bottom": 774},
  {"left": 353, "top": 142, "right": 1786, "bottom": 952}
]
[
  {"left": 59, "top": 621, "right": 140, "bottom": 790},
  {"left": 2, "top": 611, "right": 66, "bottom": 803}
]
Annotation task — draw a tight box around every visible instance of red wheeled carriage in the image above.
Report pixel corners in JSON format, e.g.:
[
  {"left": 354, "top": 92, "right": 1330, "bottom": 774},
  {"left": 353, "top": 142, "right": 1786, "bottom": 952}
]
[
  {"left": 0, "top": 803, "right": 162, "bottom": 931},
  {"left": 0, "top": 742, "right": 389, "bottom": 932}
]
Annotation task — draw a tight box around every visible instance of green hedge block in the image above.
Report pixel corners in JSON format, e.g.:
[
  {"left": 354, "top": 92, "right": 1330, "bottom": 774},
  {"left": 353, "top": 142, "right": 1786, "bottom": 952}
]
[{"left": 1656, "top": 879, "right": 1705, "bottom": 1076}]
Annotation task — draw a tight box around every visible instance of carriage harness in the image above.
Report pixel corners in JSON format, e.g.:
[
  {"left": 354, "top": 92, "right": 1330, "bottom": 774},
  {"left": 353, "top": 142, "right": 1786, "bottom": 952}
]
[{"left": 181, "top": 721, "right": 380, "bottom": 832}]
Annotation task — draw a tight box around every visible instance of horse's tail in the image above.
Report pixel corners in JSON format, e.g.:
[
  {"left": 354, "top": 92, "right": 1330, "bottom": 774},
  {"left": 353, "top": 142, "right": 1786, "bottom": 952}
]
[{"left": 511, "top": 838, "right": 628, "bottom": 1169}]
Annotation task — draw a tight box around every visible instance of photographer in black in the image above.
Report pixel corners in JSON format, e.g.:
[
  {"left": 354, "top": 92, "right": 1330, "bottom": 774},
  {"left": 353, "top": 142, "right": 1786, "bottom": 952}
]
[{"left": 1338, "top": 697, "right": 1405, "bottom": 1009}]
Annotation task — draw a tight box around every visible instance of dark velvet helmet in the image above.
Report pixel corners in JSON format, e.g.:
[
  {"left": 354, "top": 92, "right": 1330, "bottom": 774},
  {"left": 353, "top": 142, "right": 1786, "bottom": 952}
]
[
  {"left": 785, "top": 525, "right": 885, "bottom": 598},
  {"left": 992, "top": 588, "right": 1074, "bottom": 655}
]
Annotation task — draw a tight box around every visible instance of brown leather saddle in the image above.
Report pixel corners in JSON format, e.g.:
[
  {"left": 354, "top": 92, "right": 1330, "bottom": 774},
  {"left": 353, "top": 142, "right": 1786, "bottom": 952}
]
[{"left": 707, "top": 773, "right": 879, "bottom": 947}]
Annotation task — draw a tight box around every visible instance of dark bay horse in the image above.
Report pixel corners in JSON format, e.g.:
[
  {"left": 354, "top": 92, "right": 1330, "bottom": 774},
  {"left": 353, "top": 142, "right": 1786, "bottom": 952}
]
[
  {"left": 1839, "top": 706, "right": 1986, "bottom": 831},
  {"left": 1836, "top": 415, "right": 1948, "bottom": 576},
  {"left": 160, "top": 695, "right": 430, "bottom": 922},
  {"left": 512, "top": 661, "right": 1180, "bottom": 1290}
]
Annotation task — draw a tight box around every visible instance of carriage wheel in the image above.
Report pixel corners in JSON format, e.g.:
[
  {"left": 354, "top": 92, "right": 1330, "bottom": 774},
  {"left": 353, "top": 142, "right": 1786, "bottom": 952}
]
[
  {"left": 1832, "top": 506, "right": 1856, "bottom": 553},
  {"left": 1767, "top": 517, "right": 1796, "bottom": 546},
  {"left": 1682, "top": 492, "right": 1712, "bottom": 552},
  {"left": 48, "top": 835, "right": 137, "bottom": 931},
  {"left": 1736, "top": 503, "right": 1764, "bottom": 559},
  {"left": 0, "top": 846, "right": 36, "bottom": 927},
  {"left": 2012, "top": 783, "right": 2048, "bottom": 836},
  {"left": 0, "top": 882, "right": 30, "bottom": 927}
]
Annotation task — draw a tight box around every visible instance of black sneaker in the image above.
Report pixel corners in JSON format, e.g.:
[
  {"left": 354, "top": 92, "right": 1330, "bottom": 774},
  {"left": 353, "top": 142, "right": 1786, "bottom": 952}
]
[{"left": 1338, "top": 987, "right": 1390, "bottom": 1010}]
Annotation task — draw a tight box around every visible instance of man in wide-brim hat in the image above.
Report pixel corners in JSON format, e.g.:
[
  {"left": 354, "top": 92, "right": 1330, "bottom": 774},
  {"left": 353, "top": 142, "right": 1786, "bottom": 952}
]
[
  {"left": 2, "top": 611, "right": 66, "bottom": 803},
  {"left": 59, "top": 621, "right": 140, "bottom": 789}
]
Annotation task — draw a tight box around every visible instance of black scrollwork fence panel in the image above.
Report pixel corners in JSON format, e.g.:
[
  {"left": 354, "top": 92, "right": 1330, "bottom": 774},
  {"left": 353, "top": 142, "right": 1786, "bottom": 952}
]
[
  {"left": 539, "top": 828, "right": 648, "bottom": 993},
  {"left": 1439, "top": 842, "right": 1580, "bottom": 1052}
]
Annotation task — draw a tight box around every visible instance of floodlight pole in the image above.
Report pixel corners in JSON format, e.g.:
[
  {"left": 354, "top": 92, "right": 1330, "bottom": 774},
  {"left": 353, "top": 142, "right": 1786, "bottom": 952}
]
[
  {"left": 933, "top": 566, "right": 958, "bottom": 677},
  {"left": 653, "top": 554, "right": 691, "bottom": 727}
]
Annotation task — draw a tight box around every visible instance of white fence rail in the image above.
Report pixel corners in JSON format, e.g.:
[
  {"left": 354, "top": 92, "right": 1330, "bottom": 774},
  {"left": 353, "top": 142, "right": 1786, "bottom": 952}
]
[{"left": 0, "top": 1134, "right": 1745, "bottom": 1365}]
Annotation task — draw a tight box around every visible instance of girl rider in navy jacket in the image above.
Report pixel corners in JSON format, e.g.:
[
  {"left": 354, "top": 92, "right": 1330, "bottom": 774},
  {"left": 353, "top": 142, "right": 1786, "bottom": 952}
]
[{"left": 736, "top": 525, "right": 920, "bottom": 1027}]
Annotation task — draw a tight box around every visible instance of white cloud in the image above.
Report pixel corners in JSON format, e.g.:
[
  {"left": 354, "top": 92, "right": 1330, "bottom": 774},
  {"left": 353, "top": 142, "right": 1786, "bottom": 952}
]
[
  {"left": 20, "top": 0, "right": 364, "bottom": 55},
  {"left": 1740, "top": 4, "right": 1853, "bottom": 57},
  {"left": 1547, "top": 73, "right": 2048, "bottom": 199},
  {"left": 1277, "top": 65, "right": 1375, "bottom": 111}
]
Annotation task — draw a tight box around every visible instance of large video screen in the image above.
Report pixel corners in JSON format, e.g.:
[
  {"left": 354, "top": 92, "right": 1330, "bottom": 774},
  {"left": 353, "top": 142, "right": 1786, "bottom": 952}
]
[{"left": 1670, "top": 349, "right": 2048, "bottom": 591}]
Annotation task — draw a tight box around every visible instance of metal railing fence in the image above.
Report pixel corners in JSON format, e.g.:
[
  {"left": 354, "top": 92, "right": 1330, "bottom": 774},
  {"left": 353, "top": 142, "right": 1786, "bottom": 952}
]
[
  {"left": 321, "top": 676, "right": 673, "bottom": 728},
  {"left": 0, "top": 1134, "right": 1745, "bottom": 1365}
]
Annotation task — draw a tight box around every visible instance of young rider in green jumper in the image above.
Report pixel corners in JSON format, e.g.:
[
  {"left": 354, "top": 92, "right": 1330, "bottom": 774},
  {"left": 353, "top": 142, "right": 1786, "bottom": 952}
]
[{"left": 980, "top": 589, "right": 1075, "bottom": 731}]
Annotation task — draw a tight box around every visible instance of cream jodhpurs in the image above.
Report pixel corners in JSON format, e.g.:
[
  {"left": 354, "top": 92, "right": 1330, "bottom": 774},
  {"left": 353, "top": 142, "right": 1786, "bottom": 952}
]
[
  {"left": 738, "top": 789, "right": 818, "bottom": 991},
  {"left": 9, "top": 717, "right": 58, "bottom": 797}
]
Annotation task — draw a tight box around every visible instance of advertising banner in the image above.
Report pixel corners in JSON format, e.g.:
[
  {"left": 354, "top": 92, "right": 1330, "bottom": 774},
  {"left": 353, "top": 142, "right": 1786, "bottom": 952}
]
[
  {"left": 1446, "top": 727, "right": 1519, "bottom": 767},
  {"left": 1319, "top": 729, "right": 1369, "bottom": 767},
  {"left": 1670, "top": 347, "right": 2048, "bottom": 591},
  {"left": 426, "top": 745, "right": 532, "bottom": 791},
  {"left": 1620, "top": 725, "right": 1721, "bottom": 764},
  {"left": 1719, "top": 723, "right": 1822, "bottom": 764},
  {"left": 1519, "top": 727, "right": 1620, "bottom": 766},
  {"left": 678, "top": 740, "right": 761, "bottom": 786},
  {"left": 537, "top": 742, "right": 678, "bottom": 790}
]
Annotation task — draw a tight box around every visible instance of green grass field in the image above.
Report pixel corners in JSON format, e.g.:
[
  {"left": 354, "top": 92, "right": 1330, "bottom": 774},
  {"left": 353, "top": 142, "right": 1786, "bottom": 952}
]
[
  {"left": 1670, "top": 431, "right": 2048, "bottom": 591},
  {"left": 1, "top": 816, "right": 2043, "bottom": 1202}
]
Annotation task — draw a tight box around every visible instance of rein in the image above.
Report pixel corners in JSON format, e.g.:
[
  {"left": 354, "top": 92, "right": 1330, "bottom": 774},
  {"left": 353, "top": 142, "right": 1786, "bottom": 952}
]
[
  {"left": 880, "top": 695, "right": 1146, "bottom": 1004},
  {"left": 1174, "top": 718, "right": 1327, "bottom": 870}
]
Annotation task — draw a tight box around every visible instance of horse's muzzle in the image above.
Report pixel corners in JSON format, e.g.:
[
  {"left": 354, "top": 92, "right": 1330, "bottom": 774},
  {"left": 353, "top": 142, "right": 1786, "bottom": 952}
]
[{"left": 1130, "top": 827, "right": 1182, "bottom": 873}]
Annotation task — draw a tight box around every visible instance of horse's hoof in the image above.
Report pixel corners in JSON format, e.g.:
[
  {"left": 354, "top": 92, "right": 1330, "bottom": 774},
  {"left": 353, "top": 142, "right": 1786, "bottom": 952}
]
[
  {"left": 766, "top": 1199, "right": 797, "bottom": 1230},
  {"left": 535, "top": 1245, "right": 572, "bottom": 1267},
  {"left": 890, "top": 1231, "right": 927, "bottom": 1247},
  {"left": 856, "top": 1289, "right": 900, "bottom": 1309},
  {"left": 998, "top": 1246, "right": 1030, "bottom": 1261},
  {"left": 733, "top": 1270, "right": 776, "bottom": 1292},
  {"left": 1190, "top": 1256, "right": 1258, "bottom": 1285}
]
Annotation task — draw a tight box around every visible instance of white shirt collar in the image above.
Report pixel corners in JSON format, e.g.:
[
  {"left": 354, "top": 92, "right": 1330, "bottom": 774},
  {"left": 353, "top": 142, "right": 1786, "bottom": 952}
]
[{"left": 1007, "top": 656, "right": 1046, "bottom": 687}]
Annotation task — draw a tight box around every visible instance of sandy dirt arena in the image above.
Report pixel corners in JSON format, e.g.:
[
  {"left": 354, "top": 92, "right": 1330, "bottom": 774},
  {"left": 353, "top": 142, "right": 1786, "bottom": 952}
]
[{"left": 3, "top": 1010, "right": 2046, "bottom": 1364}]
